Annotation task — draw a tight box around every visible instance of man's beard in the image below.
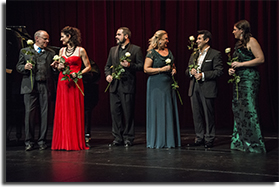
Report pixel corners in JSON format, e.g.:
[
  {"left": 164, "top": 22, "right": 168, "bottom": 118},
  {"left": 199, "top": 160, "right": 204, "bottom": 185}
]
[{"left": 117, "top": 38, "right": 126, "bottom": 45}]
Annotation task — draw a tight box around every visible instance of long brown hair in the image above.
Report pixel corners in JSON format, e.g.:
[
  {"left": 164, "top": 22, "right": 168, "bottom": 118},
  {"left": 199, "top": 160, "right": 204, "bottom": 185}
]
[
  {"left": 61, "top": 26, "right": 82, "bottom": 47},
  {"left": 234, "top": 20, "right": 252, "bottom": 48}
]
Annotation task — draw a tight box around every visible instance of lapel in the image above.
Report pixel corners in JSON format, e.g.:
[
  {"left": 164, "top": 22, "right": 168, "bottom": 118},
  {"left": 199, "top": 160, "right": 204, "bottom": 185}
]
[
  {"left": 201, "top": 48, "right": 212, "bottom": 69},
  {"left": 114, "top": 45, "right": 120, "bottom": 64}
]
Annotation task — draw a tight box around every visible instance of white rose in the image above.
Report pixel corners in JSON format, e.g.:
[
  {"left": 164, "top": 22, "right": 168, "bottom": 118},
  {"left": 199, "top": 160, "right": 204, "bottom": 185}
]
[
  {"left": 225, "top": 48, "right": 231, "bottom": 54},
  {"left": 125, "top": 52, "right": 131, "bottom": 57},
  {"left": 189, "top": 36, "right": 195, "bottom": 41},
  {"left": 165, "top": 58, "right": 171, "bottom": 64},
  {"left": 27, "top": 39, "right": 34, "bottom": 45},
  {"left": 53, "top": 55, "right": 60, "bottom": 61}
]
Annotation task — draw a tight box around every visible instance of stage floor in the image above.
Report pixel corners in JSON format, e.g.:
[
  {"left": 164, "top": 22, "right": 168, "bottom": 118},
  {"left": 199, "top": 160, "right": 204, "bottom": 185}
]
[{"left": 5, "top": 126, "right": 279, "bottom": 182}]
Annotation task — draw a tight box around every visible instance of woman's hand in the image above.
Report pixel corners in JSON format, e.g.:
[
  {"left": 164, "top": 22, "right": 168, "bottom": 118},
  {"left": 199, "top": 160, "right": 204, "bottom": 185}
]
[
  {"left": 71, "top": 72, "right": 77, "bottom": 78},
  {"left": 171, "top": 68, "right": 176, "bottom": 76},
  {"left": 50, "top": 61, "right": 59, "bottom": 69},
  {"left": 163, "top": 65, "right": 171, "bottom": 72},
  {"left": 228, "top": 68, "right": 235, "bottom": 76},
  {"left": 231, "top": 61, "right": 242, "bottom": 69},
  {"left": 57, "top": 63, "right": 65, "bottom": 71}
]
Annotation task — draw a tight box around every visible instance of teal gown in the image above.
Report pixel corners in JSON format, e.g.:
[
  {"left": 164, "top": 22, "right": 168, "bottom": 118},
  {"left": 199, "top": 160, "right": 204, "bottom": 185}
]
[
  {"left": 146, "top": 49, "right": 181, "bottom": 149},
  {"left": 231, "top": 47, "right": 266, "bottom": 153}
]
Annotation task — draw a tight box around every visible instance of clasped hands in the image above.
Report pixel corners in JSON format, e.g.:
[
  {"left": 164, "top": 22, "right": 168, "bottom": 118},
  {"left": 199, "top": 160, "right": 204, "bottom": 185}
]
[{"left": 190, "top": 69, "right": 202, "bottom": 81}]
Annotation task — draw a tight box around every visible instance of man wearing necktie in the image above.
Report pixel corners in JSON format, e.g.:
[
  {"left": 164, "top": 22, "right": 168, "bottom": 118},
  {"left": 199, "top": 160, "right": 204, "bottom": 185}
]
[
  {"left": 185, "top": 30, "right": 223, "bottom": 148},
  {"left": 16, "top": 30, "right": 55, "bottom": 151}
]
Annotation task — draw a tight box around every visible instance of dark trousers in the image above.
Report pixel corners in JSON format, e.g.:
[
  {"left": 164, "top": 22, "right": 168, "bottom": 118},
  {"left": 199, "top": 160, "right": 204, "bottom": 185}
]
[
  {"left": 190, "top": 83, "right": 215, "bottom": 143},
  {"left": 110, "top": 90, "right": 135, "bottom": 144},
  {"left": 23, "top": 82, "right": 49, "bottom": 146}
]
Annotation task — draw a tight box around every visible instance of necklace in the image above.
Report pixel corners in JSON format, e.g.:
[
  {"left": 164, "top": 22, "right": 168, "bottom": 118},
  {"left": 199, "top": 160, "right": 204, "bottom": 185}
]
[{"left": 65, "top": 46, "right": 76, "bottom": 57}]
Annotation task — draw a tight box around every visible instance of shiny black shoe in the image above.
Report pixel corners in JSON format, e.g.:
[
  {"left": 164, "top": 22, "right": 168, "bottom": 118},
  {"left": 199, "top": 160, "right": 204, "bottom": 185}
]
[
  {"left": 186, "top": 140, "right": 204, "bottom": 147},
  {"left": 25, "top": 144, "right": 34, "bottom": 151},
  {"left": 124, "top": 142, "right": 133, "bottom": 148},
  {"left": 85, "top": 137, "right": 91, "bottom": 148},
  {"left": 204, "top": 142, "right": 214, "bottom": 148},
  {"left": 108, "top": 141, "right": 122, "bottom": 147},
  {"left": 39, "top": 144, "right": 47, "bottom": 150}
]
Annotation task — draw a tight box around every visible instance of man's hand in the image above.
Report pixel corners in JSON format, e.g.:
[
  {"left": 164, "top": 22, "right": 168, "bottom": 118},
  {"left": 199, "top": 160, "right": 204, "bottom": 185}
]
[
  {"left": 25, "top": 62, "right": 33, "bottom": 70},
  {"left": 194, "top": 73, "right": 202, "bottom": 80},
  {"left": 51, "top": 61, "right": 59, "bottom": 69},
  {"left": 106, "top": 75, "right": 113, "bottom": 83},
  {"left": 190, "top": 68, "right": 197, "bottom": 75}
]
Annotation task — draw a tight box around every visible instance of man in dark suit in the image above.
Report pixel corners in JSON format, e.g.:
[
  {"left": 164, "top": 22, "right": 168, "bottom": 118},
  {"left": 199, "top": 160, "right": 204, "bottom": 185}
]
[
  {"left": 104, "top": 27, "right": 143, "bottom": 147},
  {"left": 16, "top": 30, "right": 55, "bottom": 151},
  {"left": 185, "top": 30, "right": 223, "bottom": 148}
]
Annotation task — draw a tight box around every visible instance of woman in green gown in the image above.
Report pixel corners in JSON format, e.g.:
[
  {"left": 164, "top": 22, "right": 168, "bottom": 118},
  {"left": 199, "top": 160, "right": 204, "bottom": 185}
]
[
  {"left": 228, "top": 20, "right": 266, "bottom": 153},
  {"left": 144, "top": 30, "right": 181, "bottom": 149}
]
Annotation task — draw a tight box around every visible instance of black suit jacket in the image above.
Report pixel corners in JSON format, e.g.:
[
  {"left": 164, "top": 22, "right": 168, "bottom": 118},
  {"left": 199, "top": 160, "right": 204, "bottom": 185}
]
[
  {"left": 16, "top": 46, "right": 56, "bottom": 95},
  {"left": 104, "top": 44, "right": 143, "bottom": 93},
  {"left": 185, "top": 48, "right": 223, "bottom": 98}
]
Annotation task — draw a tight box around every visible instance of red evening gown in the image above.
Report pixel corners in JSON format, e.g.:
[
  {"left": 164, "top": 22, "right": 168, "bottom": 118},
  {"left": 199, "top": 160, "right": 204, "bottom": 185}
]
[{"left": 51, "top": 50, "right": 89, "bottom": 151}]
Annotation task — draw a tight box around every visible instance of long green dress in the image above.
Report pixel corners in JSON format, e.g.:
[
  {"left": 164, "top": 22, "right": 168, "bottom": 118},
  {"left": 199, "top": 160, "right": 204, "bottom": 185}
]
[
  {"left": 230, "top": 47, "right": 266, "bottom": 153},
  {"left": 146, "top": 49, "right": 181, "bottom": 149}
]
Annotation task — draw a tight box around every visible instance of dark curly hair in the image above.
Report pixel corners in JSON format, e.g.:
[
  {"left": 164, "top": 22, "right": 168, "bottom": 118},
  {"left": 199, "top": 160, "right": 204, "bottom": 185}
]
[
  {"left": 61, "top": 26, "right": 82, "bottom": 46},
  {"left": 234, "top": 20, "right": 252, "bottom": 49}
]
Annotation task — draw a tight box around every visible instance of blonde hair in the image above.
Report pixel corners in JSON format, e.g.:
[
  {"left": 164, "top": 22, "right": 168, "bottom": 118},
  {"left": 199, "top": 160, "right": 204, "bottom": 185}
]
[{"left": 147, "top": 30, "right": 167, "bottom": 51}]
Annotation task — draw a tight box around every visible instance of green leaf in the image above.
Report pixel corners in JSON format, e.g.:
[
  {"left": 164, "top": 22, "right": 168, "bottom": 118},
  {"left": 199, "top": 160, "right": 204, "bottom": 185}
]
[
  {"left": 60, "top": 57, "right": 65, "bottom": 63},
  {"left": 61, "top": 76, "right": 68, "bottom": 81}
]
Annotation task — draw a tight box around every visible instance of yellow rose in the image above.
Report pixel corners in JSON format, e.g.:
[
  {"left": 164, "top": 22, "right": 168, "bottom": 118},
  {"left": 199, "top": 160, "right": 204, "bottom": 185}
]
[
  {"left": 189, "top": 36, "right": 195, "bottom": 41},
  {"left": 27, "top": 39, "right": 34, "bottom": 45},
  {"left": 53, "top": 55, "right": 60, "bottom": 61},
  {"left": 225, "top": 48, "right": 231, "bottom": 54},
  {"left": 125, "top": 52, "right": 131, "bottom": 57},
  {"left": 165, "top": 58, "right": 171, "bottom": 64}
]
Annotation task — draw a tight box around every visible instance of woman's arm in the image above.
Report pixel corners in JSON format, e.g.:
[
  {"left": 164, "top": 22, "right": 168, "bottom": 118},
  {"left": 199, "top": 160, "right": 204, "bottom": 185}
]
[
  {"left": 80, "top": 47, "right": 91, "bottom": 74},
  {"left": 232, "top": 37, "right": 264, "bottom": 68},
  {"left": 144, "top": 57, "right": 170, "bottom": 75}
]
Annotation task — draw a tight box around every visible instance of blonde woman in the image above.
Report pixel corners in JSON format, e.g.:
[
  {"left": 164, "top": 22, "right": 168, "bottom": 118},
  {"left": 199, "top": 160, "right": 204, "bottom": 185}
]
[{"left": 144, "top": 30, "right": 181, "bottom": 149}]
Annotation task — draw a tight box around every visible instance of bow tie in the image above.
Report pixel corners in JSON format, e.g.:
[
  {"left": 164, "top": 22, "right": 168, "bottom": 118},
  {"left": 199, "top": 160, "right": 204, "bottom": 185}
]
[{"left": 38, "top": 47, "right": 42, "bottom": 53}]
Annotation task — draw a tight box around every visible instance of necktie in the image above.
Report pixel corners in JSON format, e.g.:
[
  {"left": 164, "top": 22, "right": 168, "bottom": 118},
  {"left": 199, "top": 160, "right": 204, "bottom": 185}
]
[{"left": 38, "top": 47, "right": 42, "bottom": 53}]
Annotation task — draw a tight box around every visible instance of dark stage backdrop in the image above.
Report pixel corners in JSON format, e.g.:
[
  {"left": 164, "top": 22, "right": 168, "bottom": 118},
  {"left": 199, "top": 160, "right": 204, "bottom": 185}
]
[{"left": 6, "top": 0, "right": 278, "bottom": 131}]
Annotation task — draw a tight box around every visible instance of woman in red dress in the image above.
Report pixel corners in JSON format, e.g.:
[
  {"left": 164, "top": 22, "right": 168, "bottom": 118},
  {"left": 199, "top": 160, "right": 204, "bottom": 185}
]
[{"left": 51, "top": 26, "right": 91, "bottom": 150}]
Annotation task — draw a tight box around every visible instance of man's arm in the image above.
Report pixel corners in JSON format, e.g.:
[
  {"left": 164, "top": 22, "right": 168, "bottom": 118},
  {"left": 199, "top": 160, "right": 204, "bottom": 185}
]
[{"left": 16, "top": 49, "right": 29, "bottom": 75}]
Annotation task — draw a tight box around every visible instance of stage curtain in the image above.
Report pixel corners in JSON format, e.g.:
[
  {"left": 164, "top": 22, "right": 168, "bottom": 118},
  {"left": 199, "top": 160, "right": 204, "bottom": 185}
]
[{"left": 6, "top": 0, "right": 278, "bottom": 129}]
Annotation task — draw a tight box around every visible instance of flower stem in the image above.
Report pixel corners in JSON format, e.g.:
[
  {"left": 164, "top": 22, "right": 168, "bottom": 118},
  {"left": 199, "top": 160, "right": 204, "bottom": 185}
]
[
  {"left": 176, "top": 90, "right": 183, "bottom": 105},
  {"left": 75, "top": 82, "right": 84, "bottom": 96},
  {"left": 104, "top": 82, "right": 111, "bottom": 93},
  {"left": 172, "top": 76, "right": 183, "bottom": 105}
]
